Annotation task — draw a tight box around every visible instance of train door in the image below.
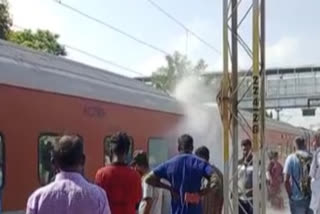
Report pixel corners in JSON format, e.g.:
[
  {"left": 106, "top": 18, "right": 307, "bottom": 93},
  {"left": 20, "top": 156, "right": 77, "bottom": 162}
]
[{"left": 147, "top": 138, "right": 168, "bottom": 169}]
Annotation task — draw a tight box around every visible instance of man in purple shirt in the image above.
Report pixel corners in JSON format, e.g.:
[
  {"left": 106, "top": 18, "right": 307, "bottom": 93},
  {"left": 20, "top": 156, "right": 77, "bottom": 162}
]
[{"left": 26, "top": 135, "right": 111, "bottom": 214}]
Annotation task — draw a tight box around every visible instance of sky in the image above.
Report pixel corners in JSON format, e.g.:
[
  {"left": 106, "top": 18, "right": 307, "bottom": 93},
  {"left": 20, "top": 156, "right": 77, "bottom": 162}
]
[{"left": 7, "top": 0, "right": 320, "bottom": 129}]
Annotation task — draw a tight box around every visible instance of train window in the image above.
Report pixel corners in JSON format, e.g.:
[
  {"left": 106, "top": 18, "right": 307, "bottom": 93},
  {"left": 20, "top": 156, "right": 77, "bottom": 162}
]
[
  {"left": 148, "top": 138, "right": 168, "bottom": 169},
  {"left": 103, "top": 136, "right": 134, "bottom": 165},
  {"left": 0, "top": 134, "right": 4, "bottom": 189},
  {"left": 39, "top": 134, "right": 84, "bottom": 185},
  {"left": 38, "top": 134, "right": 57, "bottom": 185}
]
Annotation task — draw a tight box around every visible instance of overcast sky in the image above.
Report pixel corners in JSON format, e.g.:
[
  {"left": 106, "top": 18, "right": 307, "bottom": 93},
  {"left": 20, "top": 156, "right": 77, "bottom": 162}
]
[{"left": 8, "top": 0, "right": 320, "bottom": 128}]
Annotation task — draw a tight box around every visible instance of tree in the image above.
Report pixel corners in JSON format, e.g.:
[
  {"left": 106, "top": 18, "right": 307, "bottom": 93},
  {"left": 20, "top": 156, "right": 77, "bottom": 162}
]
[
  {"left": 8, "top": 29, "right": 67, "bottom": 56},
  {"left": 0, "top": 0, "right": 12, "bottom": 39},
  {"left": 0, "top": 0, "right": 66, "bottom": 55},
  {"left": 151, "top": 51, "right": 208, "bottom": 93}
]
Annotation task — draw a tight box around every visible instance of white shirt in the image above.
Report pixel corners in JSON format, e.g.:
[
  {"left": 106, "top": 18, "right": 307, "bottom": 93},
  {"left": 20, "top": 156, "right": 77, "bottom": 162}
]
[
  {"left": 310, "top": 148, "right": 320, "bottom": 213},
  {"left": 310, "top": 148, "right": 320, "bottom": 180},
  {"left": 138, "top": 178, "right": 171, "bottom": 214},
  {"left": 238, "top": 164, "right": 253, "bottom": 200}
]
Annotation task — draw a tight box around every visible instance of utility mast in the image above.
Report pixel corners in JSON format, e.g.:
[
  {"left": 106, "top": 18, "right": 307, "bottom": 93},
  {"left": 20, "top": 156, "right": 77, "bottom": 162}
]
[{"left": 219, "top": 0, "right": 266, "bottom": 213}]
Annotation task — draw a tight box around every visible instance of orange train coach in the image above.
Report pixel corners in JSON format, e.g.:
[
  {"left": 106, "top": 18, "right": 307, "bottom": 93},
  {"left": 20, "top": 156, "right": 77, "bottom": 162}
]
[{"left": 0, "top": 40, "right": 311, "bottom": 213}]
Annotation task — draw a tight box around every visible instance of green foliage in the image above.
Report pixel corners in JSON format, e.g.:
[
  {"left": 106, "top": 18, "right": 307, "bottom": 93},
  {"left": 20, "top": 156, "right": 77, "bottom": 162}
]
[
  {"left": 0, "top": 0, "right": 12, "bottom": 39},
  {"left": 151, "top": 51, "right": 208, "bottom": 93},
  {"left": 0, "top": 0, "right": 65, "bottom": 55},
  {"left": 8, "top": 29, "right": 67, "bottom": 56}
]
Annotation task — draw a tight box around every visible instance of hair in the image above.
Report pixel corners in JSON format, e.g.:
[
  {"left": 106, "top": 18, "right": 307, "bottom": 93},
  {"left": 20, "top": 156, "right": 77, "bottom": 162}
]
[
  {"left": 52, "top": 135, "right": 84, "bottom": 169},
  {"left": 195, "top": 146, "right": 210, "bottom": 162},
  {"left": 178, "top": 134, "right": 194, "bottom": 153},
  {"left": 241, "top": 139, "right": 252, "bottom": 147},
  {"left": 109, "top": 132, "right": 131, "bottom": 156},
  {"left": 295, "top": 136, "right": 306, "bottom": 150},
  {"left": 268, "top": 150, "right": 278, "bottom": 160},
  {"left": 131, "top": 150, "right": 149, "bottom": 168}
]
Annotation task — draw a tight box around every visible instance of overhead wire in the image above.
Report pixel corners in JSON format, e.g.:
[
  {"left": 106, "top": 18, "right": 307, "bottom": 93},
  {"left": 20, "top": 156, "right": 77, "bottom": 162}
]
[
  {"left": 15, "top": 0, "right": 222, "bottom": 76},
  {"left": 53, "top": 0, "right": 170, "bottom": 55},
  {"left": 64, "top": 45, "right": 145, "bottom": 76},
  {"left": 12, "top": 24, "right": 145, "bottom": 76},
  {"left": 54, "top": 0, "right": 221, "bottom": 55},
  {"left": 145, "top": 0, "right": 221, "bottom": 55}
]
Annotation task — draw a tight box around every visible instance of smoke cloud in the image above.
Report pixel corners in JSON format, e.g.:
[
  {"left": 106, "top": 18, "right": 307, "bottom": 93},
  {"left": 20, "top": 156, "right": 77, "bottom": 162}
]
[
  {"left": 168, "top": 75, "right": 291, "bottom": 213},
  {"left": 169, "top": 75, "right": 291, "bottom": 213},
  {"left": 172, "top": 75, "right": 223, "bottom": 169}
]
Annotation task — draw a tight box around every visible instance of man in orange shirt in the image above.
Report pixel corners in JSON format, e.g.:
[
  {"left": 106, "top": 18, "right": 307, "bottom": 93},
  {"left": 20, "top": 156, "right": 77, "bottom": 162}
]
[{"left": 95, "top": 132, "right": 142, "bottom": 214}]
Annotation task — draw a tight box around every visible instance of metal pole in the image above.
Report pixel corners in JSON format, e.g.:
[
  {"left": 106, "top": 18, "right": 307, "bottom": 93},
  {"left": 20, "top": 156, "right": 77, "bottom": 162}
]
[
  {"left": 185, "top": 30, "right": 189, "bottom": 57},
  {"left": 222, "top": 0, "right": 230, "bottom": 213},
  {"left": 276, "top": 109, "right": 280, "bottom": 121},
  {"left": 252, "top": 0, "right": 261, "bottom": 213},
  {"left": 231, "top": 0, "right": 239, "bottom": 213},
  {"left": 260, "top": 0, "right": 266, "bottom": 213}
]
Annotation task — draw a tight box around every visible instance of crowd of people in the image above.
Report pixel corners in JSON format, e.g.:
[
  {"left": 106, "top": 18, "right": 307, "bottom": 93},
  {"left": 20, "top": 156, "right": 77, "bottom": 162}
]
[
  {"left": 238, "top": 133, "right": 320, "bottom": 214},
  {"left": 25, "top": 133, "right": 223, "bottom": 214},
  {"left": 25, "top": 131, "right": 320, "bottom": 214},
  {"left": 282, "top": 134, "right": 320, "bottom": 214}
]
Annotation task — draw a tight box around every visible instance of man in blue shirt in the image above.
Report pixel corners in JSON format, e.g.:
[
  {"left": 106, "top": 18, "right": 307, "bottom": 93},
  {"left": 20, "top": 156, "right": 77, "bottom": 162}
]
[
  {"left": 283, "top": 137, "right": 313, "bottom": 214},
  {"left": 145, "top": 134, "right": 214, "bottom": 214}
]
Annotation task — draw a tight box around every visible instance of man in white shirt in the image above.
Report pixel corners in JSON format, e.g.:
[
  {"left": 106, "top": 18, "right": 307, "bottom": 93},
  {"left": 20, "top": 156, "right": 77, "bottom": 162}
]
[
  {"left": 131, "top": 150, "right": 171, "bottom": 214},
  {"left": 310, "top": 132, "right": 320, "bottom": 214}
]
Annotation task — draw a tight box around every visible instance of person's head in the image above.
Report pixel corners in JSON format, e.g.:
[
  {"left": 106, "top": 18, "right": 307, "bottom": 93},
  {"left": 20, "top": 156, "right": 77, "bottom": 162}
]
[
  {"left": 178, "top": 134, "right": 194, "bottom": 154},
  {"left": 313, "top": 131, "right": 320, "bottom": 148},
  {"left": 268, "top": 151, "right": 273, "bottom": 161},
  {"left": 294, "top": 136, "right": 306, "bottom": 151},
  {"left": 47, "top": 141, "right": 53, "bottom": 149},
  {"left": 268, "top": 151, "right": 278, "bottom": 161},
  {"left": 195, "top": 146, "right": 210, "bottom": 162},
  {"left": 109, "top": 132, "right": 131, "bottom": 163},
  {"left": 52, "top": 135, "right": 85, "bottom": 173},
  {"left": 241, "top": 139, "right": 252, "bottom": 158},
  {"left": 273, "top": 151, "right": 279, "bottom": 161},
  {"left": 131, "top": 150, "right": 149, "bottom": 176}
]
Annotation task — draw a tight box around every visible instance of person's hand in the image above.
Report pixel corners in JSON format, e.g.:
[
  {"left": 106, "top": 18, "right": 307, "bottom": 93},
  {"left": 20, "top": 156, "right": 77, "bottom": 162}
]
[{"left": 170, "top": 189, "right": 179, "bottom": 201}]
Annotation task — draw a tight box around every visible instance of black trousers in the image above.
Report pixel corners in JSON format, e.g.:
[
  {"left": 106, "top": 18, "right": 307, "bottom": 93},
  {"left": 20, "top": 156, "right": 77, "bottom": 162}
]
[{"left": 239, "top": 199, "right": 253, "bottom": 214}]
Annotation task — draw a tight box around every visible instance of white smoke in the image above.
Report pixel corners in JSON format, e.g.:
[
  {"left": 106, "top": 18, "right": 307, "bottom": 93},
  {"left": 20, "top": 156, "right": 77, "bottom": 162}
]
[
  {"left": 172, "top": 75, "right": 224, "bottom": 170},
  {"left": 168, "top": 75, "right": 293, "bottom": 213},
  {"left": 169, "top": 75, "right": 292, "bottom": 214}
]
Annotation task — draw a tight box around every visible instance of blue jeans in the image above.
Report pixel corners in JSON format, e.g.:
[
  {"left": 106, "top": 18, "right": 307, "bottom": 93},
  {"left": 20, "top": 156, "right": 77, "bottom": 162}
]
[{"left": 289, "top": 198, "right": 313, "bottom": 214}]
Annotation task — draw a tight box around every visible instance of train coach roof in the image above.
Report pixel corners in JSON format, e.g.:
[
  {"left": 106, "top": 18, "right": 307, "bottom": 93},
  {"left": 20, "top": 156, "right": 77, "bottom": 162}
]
[
  {"left": 0, "top": 40, "right": 182, "bottom": 114},
  {"left": 0, "top": 40, "right": 310, "bottom": 135},
  {"left": 239, "top": 110, "right": 304, "bottom": 135}
]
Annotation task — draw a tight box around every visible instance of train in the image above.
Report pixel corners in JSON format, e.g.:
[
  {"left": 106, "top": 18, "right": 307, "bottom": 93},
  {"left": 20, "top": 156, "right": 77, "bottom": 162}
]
[{"left": 0, "top": 39, "right": 312, "bottom": 213}]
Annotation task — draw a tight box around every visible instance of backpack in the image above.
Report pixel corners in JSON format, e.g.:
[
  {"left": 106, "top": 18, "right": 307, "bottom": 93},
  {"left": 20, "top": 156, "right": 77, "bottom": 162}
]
[{"left": 294, "top": 153, "right": 312, "bottom": 197}]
